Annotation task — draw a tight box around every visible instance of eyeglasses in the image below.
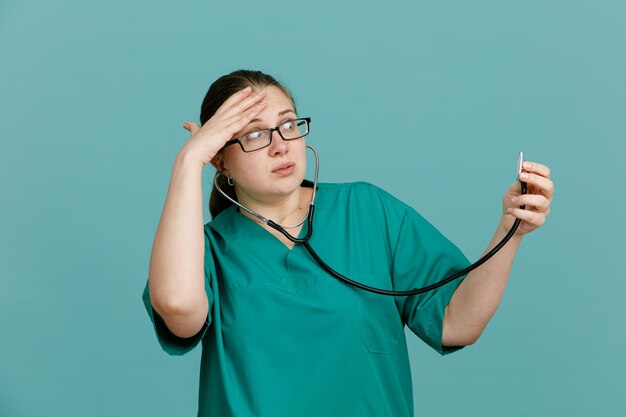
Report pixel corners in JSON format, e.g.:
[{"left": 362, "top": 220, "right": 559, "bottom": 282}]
[{"left": 223, "top": 117, "right": 311, "bottom": 152}]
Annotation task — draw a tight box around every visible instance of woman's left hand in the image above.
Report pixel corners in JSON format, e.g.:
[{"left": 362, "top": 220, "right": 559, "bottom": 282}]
[{"left": 500, "top": 161, "right": 554, "bottom": 237}]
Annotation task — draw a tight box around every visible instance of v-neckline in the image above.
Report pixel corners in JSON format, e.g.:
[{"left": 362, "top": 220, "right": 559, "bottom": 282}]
[
  {"left": 236, "top": 208, "right": 309, "bottom": 252},
  {"left": 231, "top": 182, "right": 317, "bottom": 253}
]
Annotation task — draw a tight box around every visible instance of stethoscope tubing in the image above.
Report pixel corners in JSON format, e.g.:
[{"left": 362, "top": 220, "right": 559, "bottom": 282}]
[
  {"left": 268, "top": 181, "right": 526, "bottom": 297},
  {"left": 216, "top": 145, "right": 528, "bottom": 297}
]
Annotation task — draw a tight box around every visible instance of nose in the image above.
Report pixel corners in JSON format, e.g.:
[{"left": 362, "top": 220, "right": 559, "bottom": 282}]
[{"left": 267, "top": 129, "right": 289, "bottom": 156}]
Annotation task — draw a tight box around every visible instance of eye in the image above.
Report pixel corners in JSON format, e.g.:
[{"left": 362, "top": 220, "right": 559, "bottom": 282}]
[
  {"left": 245, "top": 130, "right": 265, "bottom": 140},
  {"left": 280, "top": 120, "right": 295, "bottom": 131}
]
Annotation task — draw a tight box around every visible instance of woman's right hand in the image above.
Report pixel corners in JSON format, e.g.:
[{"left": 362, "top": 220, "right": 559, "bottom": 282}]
[{"left": 180, "top": 86, "right": 268, "bottom": 166}]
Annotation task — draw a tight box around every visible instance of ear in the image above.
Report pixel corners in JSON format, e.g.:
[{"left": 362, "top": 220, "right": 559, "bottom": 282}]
[{"left": 209, "top": 151, "right": 226, "bottom": 172}]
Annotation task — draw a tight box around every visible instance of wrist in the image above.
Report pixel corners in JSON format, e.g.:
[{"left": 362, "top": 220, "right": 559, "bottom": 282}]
[
  {"left": 175, "top": 148, "right": 205, "bottom": 171},
  {"left": 497, "top": 218, "right": 524, "bottom": 242}
]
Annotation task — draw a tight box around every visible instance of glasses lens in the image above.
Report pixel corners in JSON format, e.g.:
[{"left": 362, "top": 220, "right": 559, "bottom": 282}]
[
  {"left": 240, "top": 129, "right": 271, "bottom": 151},
  {"left": 238, "top": 118, "right": 309, "bottom": 152},
  {"left": 279, "top": 119, "right": 309, "bottom": 140}
]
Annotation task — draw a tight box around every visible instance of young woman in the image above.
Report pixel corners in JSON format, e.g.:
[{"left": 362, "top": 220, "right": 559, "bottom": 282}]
[{"left": 143, "top": 69, "right": 554, "bottom": 417}]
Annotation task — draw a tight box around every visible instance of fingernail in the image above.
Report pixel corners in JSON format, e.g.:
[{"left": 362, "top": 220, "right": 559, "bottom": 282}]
[
  {"left": 520, "top": 173, "right": 528, "bottom": 179},
  {"left": 524, "top": 162, "right": 532, "bottom": 169},
  {"left": 507, "top": 208, "right": 513, "bottom": 212},
  {"left": 511, "top": 197, "right": 518, "bottom": 203}
]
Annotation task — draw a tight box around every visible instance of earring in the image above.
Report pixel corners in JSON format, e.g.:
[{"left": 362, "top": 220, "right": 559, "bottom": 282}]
[{"left": 221, "top": 166, "right": 234, "bottom": 186}]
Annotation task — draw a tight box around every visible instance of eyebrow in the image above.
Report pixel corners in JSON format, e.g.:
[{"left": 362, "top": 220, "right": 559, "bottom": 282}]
[{"left": 249, "top": 109, "right": 296, "bottom": 124}]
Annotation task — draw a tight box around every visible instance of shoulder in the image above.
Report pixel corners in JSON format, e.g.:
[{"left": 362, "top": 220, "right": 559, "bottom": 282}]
[
  {"left": 320, "top": 180, "right": 407, "bottom": 203},
  {"left": 317, "top": 180, "right": 411, "bottom": 217},
  {"left": 316, "top": 180, "right": 390, "bottom": 196},
  {"left": 204, "top": 205, "right": 235, "bottom": 233}
]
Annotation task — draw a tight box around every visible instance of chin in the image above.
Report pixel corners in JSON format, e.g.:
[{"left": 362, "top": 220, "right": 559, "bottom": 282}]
[
  {"left": 270, "top": 172, "right": 305, "bottom": 195},
  {"left": 280, "top": 176, "right": 304, "bottom": 192}
]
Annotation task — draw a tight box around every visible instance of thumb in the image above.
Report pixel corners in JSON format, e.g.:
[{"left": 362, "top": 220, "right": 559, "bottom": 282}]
[{"left": 182, "top": 121, "right": 201, "bottom": 134}]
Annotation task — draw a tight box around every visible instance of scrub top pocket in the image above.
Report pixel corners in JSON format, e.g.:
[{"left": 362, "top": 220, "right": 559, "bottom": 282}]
[{"left": 352, "top": 274, "right": 404, "bottom": 354}]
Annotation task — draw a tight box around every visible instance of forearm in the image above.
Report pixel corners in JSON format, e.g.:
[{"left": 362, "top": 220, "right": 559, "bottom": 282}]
[
  {"left": 442, "top": 220, "right": 523, "bottom": 346},
  {"left": 148, "top": 149, "right": 208, "bottom": 336}
]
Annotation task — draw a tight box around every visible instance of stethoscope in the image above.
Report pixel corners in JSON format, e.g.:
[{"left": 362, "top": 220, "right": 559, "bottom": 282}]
[{"left": 214, "top": 145, "right": 528, "bottom": 297}]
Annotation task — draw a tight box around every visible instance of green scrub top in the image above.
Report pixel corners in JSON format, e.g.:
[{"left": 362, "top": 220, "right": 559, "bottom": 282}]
[{"left": 142, "top": 181, "right": 472, "bottom": 417}]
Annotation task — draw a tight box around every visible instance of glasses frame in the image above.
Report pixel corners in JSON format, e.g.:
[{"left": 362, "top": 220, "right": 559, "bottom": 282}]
[{"left": 222, "top": 117, "right": 311, "bottom": 153}]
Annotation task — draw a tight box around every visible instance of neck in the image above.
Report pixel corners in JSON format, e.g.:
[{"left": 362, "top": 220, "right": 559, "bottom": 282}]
[{"left": 236, "top": 186, "right": 309, "bottom": 226}]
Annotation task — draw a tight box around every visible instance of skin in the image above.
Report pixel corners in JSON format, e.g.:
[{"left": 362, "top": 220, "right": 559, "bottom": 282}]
[
  {"left": 442, "top": 161, "right": 554, "bottom": 346},
  {"left": 178, "top": 85, "right": 555, "bottom": 347},
  {"left": 148, "top": 85, "right": 301, "bottom": 339},
  {"left": 208, "top": 86, "right": 313, "bottom": 249}
]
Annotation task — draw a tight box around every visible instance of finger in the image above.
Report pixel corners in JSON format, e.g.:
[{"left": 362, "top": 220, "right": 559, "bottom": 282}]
[
  {"left": 519, "top": 171, "right": 554, "bottom": 197},
  {"left": 225, "top": 100, "right": 269, "bottom": 136},
  {"left": 510, "top": 194, "right": 550, "bottom": 211},
  {"left": 506, "top": 207, "right": 546, "bottom": 226},
  {"left": 222, "top": 90, "right": 267, "bottom": 119},
  {"left": 522, "top": 161, "right": 551, "bottom": 179},
  {"left": 213, "top": 86, "right": 253, "bottom": 116},
  {"left": 507, "top": 181, "right": 524, "bottom": 194}
]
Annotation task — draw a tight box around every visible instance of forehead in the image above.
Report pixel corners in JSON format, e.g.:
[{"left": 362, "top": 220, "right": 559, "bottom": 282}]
[
  {"left": 252, "top": 86, "right": 294, "bottom": 116},
  {"left": 237, "top": 86, "right": 297, "bottom": 133}
]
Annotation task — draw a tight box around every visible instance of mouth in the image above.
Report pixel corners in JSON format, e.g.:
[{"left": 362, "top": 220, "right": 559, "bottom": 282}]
[{"left": 272, "top": 162, "right": 295, "bottom": 175}]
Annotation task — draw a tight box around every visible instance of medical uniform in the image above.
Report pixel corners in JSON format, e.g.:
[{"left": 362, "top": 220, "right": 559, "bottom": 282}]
[{"left": 142, "top": 181, "right": 472, "bottom": 417}]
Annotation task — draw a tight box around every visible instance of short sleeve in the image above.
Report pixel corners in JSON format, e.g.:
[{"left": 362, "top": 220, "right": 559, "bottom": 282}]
[
  {"left": 141, "top": 228, "right": 215, "bottom": 356},
  {"left": 391, "top": 205, "right": 472, "bottom": 356}
]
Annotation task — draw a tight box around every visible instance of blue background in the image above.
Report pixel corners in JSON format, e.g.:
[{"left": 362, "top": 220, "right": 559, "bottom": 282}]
[{"left": 1, "top": 0, "right": 624, "bottom": 416}]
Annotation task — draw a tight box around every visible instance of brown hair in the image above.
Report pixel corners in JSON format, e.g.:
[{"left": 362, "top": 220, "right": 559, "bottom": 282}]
[{"left": 200, "top": 69, "right": 297, "bottom": 219}]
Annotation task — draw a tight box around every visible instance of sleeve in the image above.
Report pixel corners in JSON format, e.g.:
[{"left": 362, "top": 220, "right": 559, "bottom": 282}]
[
  {"left": 141, "top": 227, "right": 215, "bottom": 356},
  {"left": 391, "top": 204, "right": 472, "bottom": 356}
]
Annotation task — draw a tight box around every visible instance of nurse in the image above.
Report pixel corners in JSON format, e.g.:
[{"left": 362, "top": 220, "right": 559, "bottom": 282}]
[{"left": 143, "top": 69, "right": 554, "bottom": 417}]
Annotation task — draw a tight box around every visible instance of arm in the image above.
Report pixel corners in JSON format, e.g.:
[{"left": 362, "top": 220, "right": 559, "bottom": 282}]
[
  {"left": 441, "top": 160, "right": 554, "bottom": 347},
  {"left": 146, "top": 87, "right": 268, "bottom": 339},
  {"left": 147, "top": 150, "right": 208, "bottom": 338},
  {"left": 442, "top": 221, "right": 523, "bottom": 347}
]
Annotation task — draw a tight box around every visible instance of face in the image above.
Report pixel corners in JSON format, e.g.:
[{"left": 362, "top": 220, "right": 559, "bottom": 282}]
[{"left": 212, "top": 85, "right": 307, "bottom": 204}]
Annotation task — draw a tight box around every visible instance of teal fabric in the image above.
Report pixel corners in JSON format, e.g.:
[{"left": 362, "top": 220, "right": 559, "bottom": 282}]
[{"left": 142, "top": 181, "right": 472, "bottom": 417}]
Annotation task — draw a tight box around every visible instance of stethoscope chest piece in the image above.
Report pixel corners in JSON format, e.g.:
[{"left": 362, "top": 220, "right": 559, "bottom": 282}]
[{"left": 516, "top": 151, "right": 524, "bottom": 181}]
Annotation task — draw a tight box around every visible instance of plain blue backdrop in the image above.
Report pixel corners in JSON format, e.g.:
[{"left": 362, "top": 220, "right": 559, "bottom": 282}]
[{"left": 1, "top": 0, "right": 624, "bottom": 416}]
